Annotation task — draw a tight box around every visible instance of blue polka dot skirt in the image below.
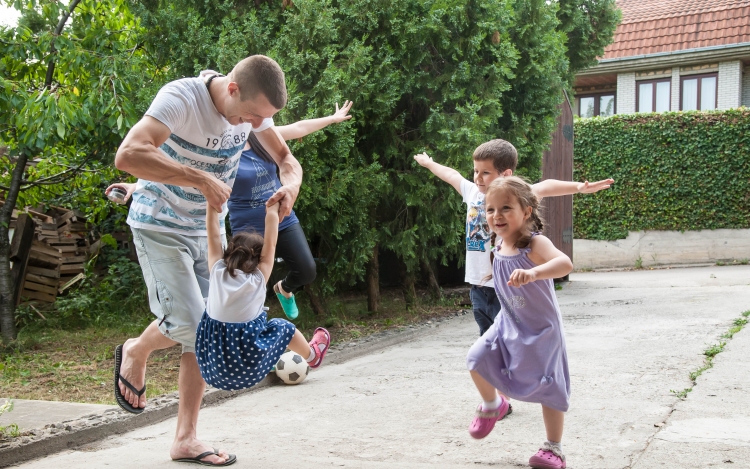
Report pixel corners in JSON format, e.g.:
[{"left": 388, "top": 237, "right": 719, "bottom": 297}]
[{"left": 196, "top": 311, "right": 296, "bottom": 391}]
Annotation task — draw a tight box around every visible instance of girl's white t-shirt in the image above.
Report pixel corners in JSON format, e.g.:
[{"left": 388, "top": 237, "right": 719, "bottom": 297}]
[
  {"left": 460, "top": 179, "right": 493, "bottom": 287},
  {"left": 206, "top": 260, "right": 266, "bottom": 323}
]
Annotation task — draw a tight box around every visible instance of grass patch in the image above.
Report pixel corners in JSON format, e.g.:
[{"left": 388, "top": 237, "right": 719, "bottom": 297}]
[
  {"left": 671, "top": 309, "right": 750, "bottom": 399},
  {"left": 0, "top": 286, "right": 468, "bottom": 405}
]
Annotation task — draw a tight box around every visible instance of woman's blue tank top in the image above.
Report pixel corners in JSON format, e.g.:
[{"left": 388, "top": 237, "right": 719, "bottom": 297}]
[{"left": 228, "top": 148, "right": 299, "bottom": 235}]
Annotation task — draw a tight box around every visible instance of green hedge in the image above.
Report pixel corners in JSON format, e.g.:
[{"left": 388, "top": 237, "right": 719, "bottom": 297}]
[{"left": 573, "top": 109, "right": 750, "bottom": 240}]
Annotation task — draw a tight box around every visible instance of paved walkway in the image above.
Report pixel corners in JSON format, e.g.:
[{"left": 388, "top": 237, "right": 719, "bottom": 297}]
[{"left": 12, "top": 266, "right": 750, "bottom": 468}]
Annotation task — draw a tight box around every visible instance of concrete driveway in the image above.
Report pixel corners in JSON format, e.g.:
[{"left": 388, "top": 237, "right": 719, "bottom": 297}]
[{"left": 14, "top": 266, "right": 750, "bottom": 468}]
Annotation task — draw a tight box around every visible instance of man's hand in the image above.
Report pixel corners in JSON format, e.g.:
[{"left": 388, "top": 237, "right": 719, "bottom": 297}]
[
  {"left": 199, "top": 176, "right": 232, "bottom": 213},
  {"left": 413, "top": 152, "right": 433, "bottom": 167},
  {"left": 105, "top": 182, "right": 136, "bottom": 202},
  {"left": 577, "top": 178, "right": 615, "bottom": 194},
  {"left": 507, "top": 268, "right": 538, "bottom": 288},
  {"left": 330, "top": 101, "right": 354, "bottom": 123},
  {"left": 266, "top": 185, "right": 299, "bottom": 219}
]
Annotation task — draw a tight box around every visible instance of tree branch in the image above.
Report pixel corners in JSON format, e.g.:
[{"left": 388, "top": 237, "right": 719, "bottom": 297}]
[
  {"left": 18, "top": 153, "right": 96, "bottom": 189},
  {"left": 45, "top": 0, "right": 83, "bottom": 90}
]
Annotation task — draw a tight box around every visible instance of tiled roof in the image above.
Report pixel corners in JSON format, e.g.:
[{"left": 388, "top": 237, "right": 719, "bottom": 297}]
[{"left": 603, "top": 0, "right": 750, "bottom": 59}]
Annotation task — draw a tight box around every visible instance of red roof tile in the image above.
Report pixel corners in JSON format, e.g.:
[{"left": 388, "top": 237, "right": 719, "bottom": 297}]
[{"left": 603, "top": 0, "right": 750, "bottom": 59}]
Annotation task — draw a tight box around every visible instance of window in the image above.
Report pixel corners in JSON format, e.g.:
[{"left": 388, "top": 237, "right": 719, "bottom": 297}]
[
  {"left": 636, "top": 79, "right": 671, "bottom": 113},
  {"left": 680, "top": 73, "right": 717, "bottom": 111},
  {"left": 577, "top": 93, "right": 616, "bottom": 118}
]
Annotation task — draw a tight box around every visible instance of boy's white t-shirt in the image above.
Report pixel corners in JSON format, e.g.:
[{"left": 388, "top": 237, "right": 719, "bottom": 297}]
[
  {"left": 460, "top": 179, "right": 493, "bottom": 287},
  {"left": 206, "top": 260, "right": 267, "bottom": 323},
  {"left": 127, "top": 71, "right": 274, "bottom": 236}
]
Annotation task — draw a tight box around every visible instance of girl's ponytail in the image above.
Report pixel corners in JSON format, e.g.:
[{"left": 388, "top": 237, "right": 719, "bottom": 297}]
[{"left": 223, "top": 232, "right": 264, "bottom": 277}]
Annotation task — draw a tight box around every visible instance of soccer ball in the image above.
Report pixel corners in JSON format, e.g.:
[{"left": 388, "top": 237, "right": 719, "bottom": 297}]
[{"left": 275, "top": 351, "right": 309, "bottom": 385}]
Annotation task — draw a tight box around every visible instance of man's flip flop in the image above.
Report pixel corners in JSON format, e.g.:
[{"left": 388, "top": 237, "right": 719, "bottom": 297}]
[
  {"left": 114, "top": 344, "right": 145, "bottom": 414},
  {"left": 174, "top": 449, "right": 237, "bottom": 466}
]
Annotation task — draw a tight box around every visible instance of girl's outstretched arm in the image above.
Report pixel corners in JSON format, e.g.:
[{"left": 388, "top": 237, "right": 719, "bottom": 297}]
[
  {"left": 257, "top": 202, "right": 280, "bottom": 282},
  {"left": 206, "top": 206, "right": 223, "bottom": 272},
  {"left": 276, "top": 101, "right": 353, "bottom": 140},
  {"left": 507, "top": 235, "right": 573, "bottom": 287}
]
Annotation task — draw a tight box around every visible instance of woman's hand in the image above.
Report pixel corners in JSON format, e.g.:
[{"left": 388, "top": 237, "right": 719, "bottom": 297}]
[
  {"left": 507, "top": 268, "right": 538, "bottom": 288},
  {"left": 330, "top": 100, "right": 353, "bottom": 123},
  {"left": 105, "top": 182, "right": 136, "bottom": 202}
]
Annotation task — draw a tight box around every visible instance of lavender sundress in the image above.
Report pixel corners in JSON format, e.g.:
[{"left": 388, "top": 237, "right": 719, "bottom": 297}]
[{"left": 466, "top": 237, "right": 570, "bottom": 412}]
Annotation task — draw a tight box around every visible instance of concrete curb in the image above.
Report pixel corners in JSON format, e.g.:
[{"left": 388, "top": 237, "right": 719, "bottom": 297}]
[{"left": 0, "top": 306, "right": 471, "bottom": 468}]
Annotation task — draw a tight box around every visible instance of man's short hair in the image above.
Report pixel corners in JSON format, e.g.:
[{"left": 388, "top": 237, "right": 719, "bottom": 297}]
[
  {"left": 231, "top": 55, "right": 287, "bottom": 109},
  {"left": 473, "top": 139, "right": 518, "bottom": 173}
]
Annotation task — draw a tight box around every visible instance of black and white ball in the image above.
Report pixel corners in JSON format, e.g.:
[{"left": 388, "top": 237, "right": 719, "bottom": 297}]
[{"left": 275, "top": 351, "right": 310, "bottom": 385}]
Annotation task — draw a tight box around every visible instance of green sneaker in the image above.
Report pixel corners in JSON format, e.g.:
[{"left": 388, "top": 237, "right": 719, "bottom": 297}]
[{"left": 274, "top": 282, "right": 299, "bottom": 320}]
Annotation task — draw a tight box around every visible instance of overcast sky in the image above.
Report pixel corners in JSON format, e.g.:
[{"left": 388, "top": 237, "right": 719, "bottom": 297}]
[{"left": 0, "top": 5, "right": 21, "bottom": 27}]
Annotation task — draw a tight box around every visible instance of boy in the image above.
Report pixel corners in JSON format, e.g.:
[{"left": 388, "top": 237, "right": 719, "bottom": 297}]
[{"left": 414, "top": 139, "right": 613, "bottom": 336}]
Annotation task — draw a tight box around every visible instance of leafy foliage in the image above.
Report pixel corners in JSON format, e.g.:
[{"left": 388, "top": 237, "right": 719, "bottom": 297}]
[
  {"left": 556, "top": 0, "right": 621, "bottom": 82},
  {"left": 0, "top": 0, "right": 154, "bottom": 223},
  {"left": 573, "top": 109, "right": 750, "bottom": 240},
  {"left": 131, "top": 0, "right": 617, "bottom": 295}
]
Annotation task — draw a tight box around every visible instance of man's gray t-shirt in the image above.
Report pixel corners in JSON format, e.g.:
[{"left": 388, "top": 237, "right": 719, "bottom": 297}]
[{"left": 127, "top": 71, "right": 274, "bottom": 236}]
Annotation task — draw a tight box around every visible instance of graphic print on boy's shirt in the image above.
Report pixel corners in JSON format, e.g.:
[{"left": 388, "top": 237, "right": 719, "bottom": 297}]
[
  {"left": 460, "top": 179, "right": 493, "bottom": 287},
  {"left": 466, "top": 195, "right": 491, "bottom": 253}
]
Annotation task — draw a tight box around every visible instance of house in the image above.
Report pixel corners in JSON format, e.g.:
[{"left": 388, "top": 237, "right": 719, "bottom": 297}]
[{"left": 573, "top": 0, "right": 750, "bottom": 117}]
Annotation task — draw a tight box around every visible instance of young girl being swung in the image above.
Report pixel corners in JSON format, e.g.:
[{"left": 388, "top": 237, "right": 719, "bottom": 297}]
[
  {"left": 196, "top": 201, "right": 331, "bottom": 391},
  {"left": 465, "top": 176, "right": 573, "bottom": 469}
]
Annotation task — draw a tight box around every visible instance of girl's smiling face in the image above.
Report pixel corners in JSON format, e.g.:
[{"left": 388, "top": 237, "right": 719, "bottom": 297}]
[{"left": 485, "top": 188, "right": 532, "bottom": 243}]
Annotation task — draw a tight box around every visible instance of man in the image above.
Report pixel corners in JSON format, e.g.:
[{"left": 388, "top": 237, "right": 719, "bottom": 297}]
[{"left": 114, "top": 55, "right": 302, "bottom": 466}]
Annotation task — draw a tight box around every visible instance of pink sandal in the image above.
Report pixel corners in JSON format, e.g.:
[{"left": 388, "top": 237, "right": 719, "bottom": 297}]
[
  {"left": 468, "top": 396, "right": 511, "bottom": 439},
  {"left": 307, "top": 327, "right": 331, "bottom": 369},
  {"left": 529, "top": 442, "right": 566, "bottom": 469}
]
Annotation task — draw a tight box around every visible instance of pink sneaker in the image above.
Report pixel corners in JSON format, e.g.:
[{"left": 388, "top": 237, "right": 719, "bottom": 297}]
[
  {"left": 529, "top": 442, "right": 566, "bottom": 469},
  {"left": 307, "top": 327, "right": 331, "bottom": 369},
  {"left": 468, "top": 396, "right": 511, "bottom": 439}
]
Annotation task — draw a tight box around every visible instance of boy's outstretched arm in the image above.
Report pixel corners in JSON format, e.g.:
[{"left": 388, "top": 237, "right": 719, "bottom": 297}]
[
  {"left": 276, "top": 101, "right": 353, "bottom": 140},
  {"left": 531, "top": 178, "right": 614, "bottom": 199},
  {"left": 413, "top": 152, "right": 465, "bottom": 195}
]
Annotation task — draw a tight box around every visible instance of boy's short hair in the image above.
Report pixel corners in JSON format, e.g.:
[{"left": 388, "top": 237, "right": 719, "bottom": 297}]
[
  {"left": 473, "top": 139, "right": 518, "bottom": 173},
  {"left": 231, "top": 55, "right": 287, "bottom": 109}
]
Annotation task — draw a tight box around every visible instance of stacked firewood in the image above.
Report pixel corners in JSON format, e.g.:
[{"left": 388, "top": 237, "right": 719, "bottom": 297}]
[{"left": 6, "top": 202, "right": 99, "bottom": 304}]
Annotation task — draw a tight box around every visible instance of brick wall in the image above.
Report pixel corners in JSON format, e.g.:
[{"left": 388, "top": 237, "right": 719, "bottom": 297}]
[
  {"left": 616, "top": 72, "right": 636, "bottom": 114},
  {"left": 742, "top": 66, "right": 750, "bottom": 107},
  {"left": 671, "top": 68, "right": 681, "bottom": 111},
  {"left": 718, "top": 60, "right": 742, "bottom": 110}
]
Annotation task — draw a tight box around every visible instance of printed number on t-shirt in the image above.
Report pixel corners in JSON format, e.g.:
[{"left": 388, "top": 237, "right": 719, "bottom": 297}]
[{"left": 206, "top": 133, "right": 246, "bottom": 148}]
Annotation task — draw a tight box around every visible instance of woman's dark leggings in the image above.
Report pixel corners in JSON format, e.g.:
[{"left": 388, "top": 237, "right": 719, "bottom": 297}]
[{"left": 275, "top": 223, "right": 317, "bottom": 294}]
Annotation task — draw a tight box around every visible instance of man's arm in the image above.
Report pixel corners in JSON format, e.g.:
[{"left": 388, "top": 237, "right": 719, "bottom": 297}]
[
  {"left": 531, "top": 178, "right": 614, "bottom": 199},
  {"left": 114, "top": 116, "right": 231, "bottom": 212},
  {"left": 276, "top": 101, "right": 353, "bottom": 140},
  {"left": 254, "top": 126, "right": 302, "bottom": 219},
  {"left": 413, "top": 152, "right": 465, "bottom": 195}
]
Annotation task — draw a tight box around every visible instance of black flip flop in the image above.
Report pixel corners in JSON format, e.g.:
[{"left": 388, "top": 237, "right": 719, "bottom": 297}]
[
  {"left": 114, "top": 344, "right": 146, "bottom": 414},
  {"left": 174, "top": 449, "right": 237, "bottom": 466}
]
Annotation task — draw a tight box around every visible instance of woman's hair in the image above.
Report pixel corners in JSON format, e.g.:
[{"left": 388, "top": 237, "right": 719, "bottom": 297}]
[
  {"left": 486, "top": 176, "right": 545, "bottom": 254},
  {"left": 223, "top": 231, "right": 264, "bottom": 277}
]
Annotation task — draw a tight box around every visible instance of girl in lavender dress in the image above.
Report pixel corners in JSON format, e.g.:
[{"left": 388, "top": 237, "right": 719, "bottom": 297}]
[{"left": 465, "top": 176, "right": 574, "bottom": 469}]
